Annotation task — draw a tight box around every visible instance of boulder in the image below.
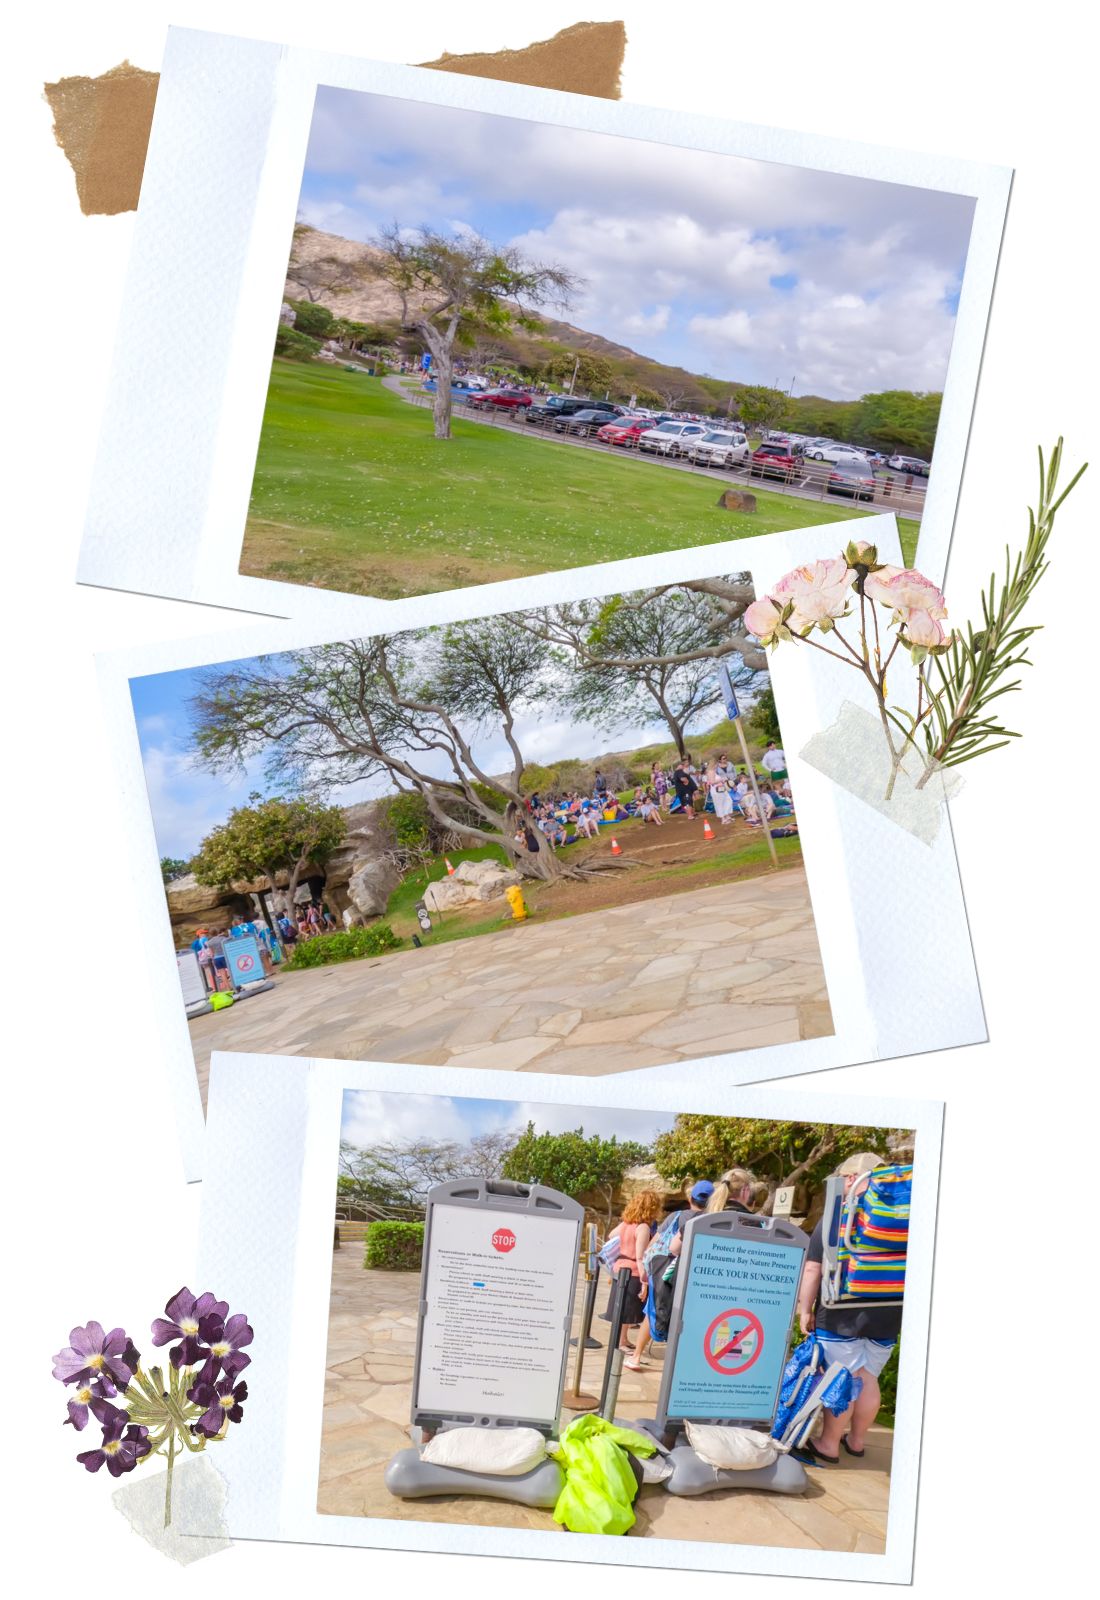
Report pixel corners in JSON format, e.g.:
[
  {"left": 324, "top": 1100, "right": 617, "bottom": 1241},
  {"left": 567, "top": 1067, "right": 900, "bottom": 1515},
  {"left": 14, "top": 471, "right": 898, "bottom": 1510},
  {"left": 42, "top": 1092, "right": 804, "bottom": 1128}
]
[
  {"left": 424, "top": 860, "right": 520, "bottom": 912},
  {"left": 716, "top": 488, "right": 757, "bottom": 513},
  {"left": 346, "top": 855, "right": 402, "bottom": 920}
]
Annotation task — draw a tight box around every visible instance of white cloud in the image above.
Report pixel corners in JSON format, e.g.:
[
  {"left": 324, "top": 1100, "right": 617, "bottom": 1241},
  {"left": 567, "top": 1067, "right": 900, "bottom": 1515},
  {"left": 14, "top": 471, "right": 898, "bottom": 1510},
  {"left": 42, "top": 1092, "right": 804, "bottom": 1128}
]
[
  {"left": 340, "top": 1090, "right": 675, "bottom": 1152},
  {"left": 688, "top": 308, "right": 753, "bottom": 348}
]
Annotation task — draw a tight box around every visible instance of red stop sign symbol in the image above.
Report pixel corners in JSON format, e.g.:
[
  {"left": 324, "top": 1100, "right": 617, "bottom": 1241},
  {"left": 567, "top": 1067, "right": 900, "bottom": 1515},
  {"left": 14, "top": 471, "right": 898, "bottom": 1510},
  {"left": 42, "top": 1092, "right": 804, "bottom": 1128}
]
[{"left": 492, "top": 1228, "right": 516, "bottom": 1253}]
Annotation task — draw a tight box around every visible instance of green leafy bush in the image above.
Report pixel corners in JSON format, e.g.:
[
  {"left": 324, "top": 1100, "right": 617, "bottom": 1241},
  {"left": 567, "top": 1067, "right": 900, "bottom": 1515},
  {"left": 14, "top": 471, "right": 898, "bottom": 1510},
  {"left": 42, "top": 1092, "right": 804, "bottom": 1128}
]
[
  {"left": 285, "top": 924, "right": 402, "bottom": 969},
  {"left": 275, "top": 325, "right": 323, "bottom": 362},
  {"left": 364, "top": 1220, "right": 424, "bottom": 1270},
  {"left": 288, "top": 299, "right": 336, "bottom": 339},
  {"left": 876, "top": 1338, "right": 899, "bottom": 1427}
]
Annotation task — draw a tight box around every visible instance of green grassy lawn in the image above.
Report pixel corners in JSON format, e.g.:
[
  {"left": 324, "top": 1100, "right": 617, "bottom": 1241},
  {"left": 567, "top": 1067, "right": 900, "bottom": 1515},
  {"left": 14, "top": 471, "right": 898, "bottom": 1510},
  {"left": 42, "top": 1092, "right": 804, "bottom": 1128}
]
[{"left": 242, "top": 363, "right": 918, "bottom": 597}]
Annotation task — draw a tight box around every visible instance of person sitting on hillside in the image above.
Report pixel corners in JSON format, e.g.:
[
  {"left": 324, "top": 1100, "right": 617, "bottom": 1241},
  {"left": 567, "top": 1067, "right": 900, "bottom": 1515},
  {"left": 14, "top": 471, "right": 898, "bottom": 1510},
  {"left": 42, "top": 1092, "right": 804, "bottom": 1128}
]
[
  {"left": 575, "top": 802, "right": 600, "bottom": 839},
  {"left": 671, "top": 760, "right": 698, "bottom": 816},
  {"left": 741, "top": 782, "right": 778, "bottom": 825},
  {"left": 638, "top": 790, "right": 663, "bottom": 826}
]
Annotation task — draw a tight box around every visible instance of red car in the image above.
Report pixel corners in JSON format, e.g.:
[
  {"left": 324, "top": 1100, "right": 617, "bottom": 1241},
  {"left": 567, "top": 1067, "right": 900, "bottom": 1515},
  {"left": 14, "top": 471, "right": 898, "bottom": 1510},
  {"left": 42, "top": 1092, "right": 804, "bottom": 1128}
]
[
  {"left": 596, "top": 416, "right": 649, "bottom": 448},
  {"left": 749, "top": 442, "right": 803, "bottom": 482},
  {"left": 467, "top": 389, "right": 533, "bottom": 411}
]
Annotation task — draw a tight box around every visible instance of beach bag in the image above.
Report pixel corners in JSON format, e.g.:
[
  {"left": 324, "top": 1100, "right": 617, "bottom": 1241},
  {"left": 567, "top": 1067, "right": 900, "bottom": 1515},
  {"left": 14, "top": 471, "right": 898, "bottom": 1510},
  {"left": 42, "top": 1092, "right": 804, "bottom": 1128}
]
[
  {"left": 837, "top": 1164, "right": 911, "bottom": 1300},
  {"left": 209, "top": 991, "right": 235, "bottom": 1011},
  {"left": 597, "top": 1234, "right": 621, "bottom": 1272},
  {"left": 641, "top": 1210, "right": 680, "bottom": 1277}
]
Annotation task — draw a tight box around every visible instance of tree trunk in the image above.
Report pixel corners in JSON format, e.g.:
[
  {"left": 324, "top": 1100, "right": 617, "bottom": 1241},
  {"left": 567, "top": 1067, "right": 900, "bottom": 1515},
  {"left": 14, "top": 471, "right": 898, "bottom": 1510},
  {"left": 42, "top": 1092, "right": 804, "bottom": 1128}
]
[{"left": 429, "top": 343, "right": 454, "bottom": 440}]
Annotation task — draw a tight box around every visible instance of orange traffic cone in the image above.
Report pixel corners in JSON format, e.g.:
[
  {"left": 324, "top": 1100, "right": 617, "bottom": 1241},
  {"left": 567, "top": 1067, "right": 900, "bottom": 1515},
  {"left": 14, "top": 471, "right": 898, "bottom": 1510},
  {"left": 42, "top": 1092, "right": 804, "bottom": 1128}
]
[
  {"left": 703, "top": 817, "right": 716, "bottom": 842},
  {"left": 610, "top": 836, "right": 622, "bottom": 856},
  {"left": 444, "top": 857, "right": 456, "bottom": 876}
]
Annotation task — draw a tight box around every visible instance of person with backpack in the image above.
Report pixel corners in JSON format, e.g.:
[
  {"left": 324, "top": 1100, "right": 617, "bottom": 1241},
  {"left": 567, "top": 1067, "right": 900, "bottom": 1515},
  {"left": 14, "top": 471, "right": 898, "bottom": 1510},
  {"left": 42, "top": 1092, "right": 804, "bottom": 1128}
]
[
  {"left": 794, "top": 1152, "right": 904, "bottom": 1464},
  {"left": 604, "top": 1191, "right": 664, "bottom": 1356},
  {"left": 626, "top": 1180, "right": 714, "bottom": 1370}
]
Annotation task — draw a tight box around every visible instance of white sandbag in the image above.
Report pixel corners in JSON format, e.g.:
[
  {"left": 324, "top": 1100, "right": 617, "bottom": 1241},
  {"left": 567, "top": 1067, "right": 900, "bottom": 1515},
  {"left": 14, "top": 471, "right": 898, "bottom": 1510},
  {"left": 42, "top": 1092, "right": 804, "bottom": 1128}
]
[
  {"left": 684, "top": 1422, "right": 782, "bottom": 1470},
  {"left": 419, "top": 1426, "right": 548, "bottom": 1477}
]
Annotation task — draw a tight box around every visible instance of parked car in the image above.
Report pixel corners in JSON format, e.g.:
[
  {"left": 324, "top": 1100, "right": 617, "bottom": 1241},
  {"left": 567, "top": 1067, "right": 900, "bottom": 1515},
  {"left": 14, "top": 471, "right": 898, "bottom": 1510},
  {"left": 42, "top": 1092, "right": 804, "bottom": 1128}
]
[
  {"left": 686, "top": 429, "right": 752, "bottom": 469},
  {"left": 596, "top": 416, "right": 650, "bottom": 447},
  {"left": 525, "top": 395, "right": 620, "bottom": 426},
  {"left": 804, "top": 442, "right": 866, "bottom": 464},
  {"left": 467, "top": 388, "right": 533, "bottom": 411},
  {"left": 637, "top": 420, "right": 710, "bottom": 456},
  {"left": 887, "top": 454, "right": 931, "bottom": 477},
  {"left": 825, "top": 462, "right": 877, "bottom": 503},
  {"left": 554, "top": 406, "right": 625, "bottom": 437},
  {"left": 749, "top": 441, "right": 803, "bottom": 481}
]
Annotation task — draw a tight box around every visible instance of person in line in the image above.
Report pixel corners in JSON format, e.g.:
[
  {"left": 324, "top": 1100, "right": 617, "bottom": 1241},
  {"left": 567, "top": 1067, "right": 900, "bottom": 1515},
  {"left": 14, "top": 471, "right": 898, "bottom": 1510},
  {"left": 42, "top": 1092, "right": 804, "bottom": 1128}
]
[
  {"left": 761, "top": 741, "right": 788, "bottom": 780},
  {"left": 606, "top": 1190, "right": 664, "bottom": 1354},
  {"left": 627, "top": 1179, "right": 714, "bottom": 1370},
  {"left": 794, "top": 1153, "right": 902, "bottom": 1464},
  {"left": 706, "top": 1166, "right": 760, "bottom": 1215}
]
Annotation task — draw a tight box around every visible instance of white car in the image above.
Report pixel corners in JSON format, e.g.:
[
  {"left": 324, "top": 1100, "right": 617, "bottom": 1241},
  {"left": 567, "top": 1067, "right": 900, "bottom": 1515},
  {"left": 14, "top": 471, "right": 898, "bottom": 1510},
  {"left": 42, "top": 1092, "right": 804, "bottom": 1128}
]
[
  {"left": 686, "top": 429, "right": 752, "bottom": 469},
  {"left": 888, "top": 454, "right": 931, "bottom": 477},
  {"left": 637, "top": 420, "right": 710, "bottom": 456},
  {"left": 805, "top": 443, "right": 870, "bottom": 465}
]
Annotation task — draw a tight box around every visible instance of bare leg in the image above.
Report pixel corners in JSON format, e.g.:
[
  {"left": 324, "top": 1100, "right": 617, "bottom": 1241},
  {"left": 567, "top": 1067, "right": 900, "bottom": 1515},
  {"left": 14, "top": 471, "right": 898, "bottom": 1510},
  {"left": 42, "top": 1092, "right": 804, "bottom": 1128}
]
[
  {"left": 817, "top": 1367, "right": 880, "bottom": 1455},
  {"left": 627, "top": 1324, "right": 652, "bottom": 1366}
]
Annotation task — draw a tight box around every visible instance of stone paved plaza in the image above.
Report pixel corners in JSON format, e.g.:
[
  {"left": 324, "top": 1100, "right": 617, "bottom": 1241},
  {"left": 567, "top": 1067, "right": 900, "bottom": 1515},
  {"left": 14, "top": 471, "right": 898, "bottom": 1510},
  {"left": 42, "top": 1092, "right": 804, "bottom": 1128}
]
[
  {"left": 318, "top": 1249, "right": 891, "bottom": 1551},
  {"left": 189, "top": 868, "right": 831, "bottom": 1098}
]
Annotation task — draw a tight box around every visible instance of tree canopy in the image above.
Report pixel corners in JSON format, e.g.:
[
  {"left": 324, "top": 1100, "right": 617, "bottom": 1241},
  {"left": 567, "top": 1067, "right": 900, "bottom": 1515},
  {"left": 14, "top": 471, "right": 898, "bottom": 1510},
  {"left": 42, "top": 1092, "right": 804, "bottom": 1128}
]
[
  {"left": 338, "top": 1129, "right": 518, "bottom": 1215},
  {"left": 652, "top": 1116, "right": 903, "bottom": 1209},
  {"left": 501, "top": 1123, "right": 652, "bottom": 1220},
  {"left": 190, "top": 795, "right": 346, "bottom": 915}
]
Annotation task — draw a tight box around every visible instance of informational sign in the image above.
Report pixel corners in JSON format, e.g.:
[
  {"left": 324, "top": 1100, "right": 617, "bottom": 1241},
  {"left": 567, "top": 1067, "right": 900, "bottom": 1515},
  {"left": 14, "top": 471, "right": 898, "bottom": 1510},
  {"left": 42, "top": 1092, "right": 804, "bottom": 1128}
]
[
  {"left": 421, "top": 352, "right": 432, "bottom": 370},
  {"left": 657, "top": 1213, "right": 807, "bottom": 1428},
  {"left": 222, "top": 935, "right": 263, "bottom": 988},
  {"left": 772, "top": 1185, "right": 797, "bottom": 1218},
  {"left": 716, "top": 659, "right": 741, "bottom": 722},
  {"left": 176, "top": 949, "right": 207, "bottom": 1007},
  {"left": 413, "top": 1181, "right": 583, "bottom": 1430}
]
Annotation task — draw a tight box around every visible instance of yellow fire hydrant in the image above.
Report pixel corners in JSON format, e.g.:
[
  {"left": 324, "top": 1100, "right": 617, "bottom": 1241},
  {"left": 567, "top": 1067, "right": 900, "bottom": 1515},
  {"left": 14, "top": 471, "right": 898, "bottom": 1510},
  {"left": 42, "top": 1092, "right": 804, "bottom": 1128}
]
[{"left": 505, "top": 884, "right": 528, "bottom": 921}]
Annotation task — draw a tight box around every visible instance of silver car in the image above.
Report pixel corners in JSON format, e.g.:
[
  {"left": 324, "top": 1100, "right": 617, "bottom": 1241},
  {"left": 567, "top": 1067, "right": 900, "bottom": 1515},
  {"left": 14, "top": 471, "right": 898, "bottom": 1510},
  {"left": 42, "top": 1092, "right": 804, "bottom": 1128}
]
[
  {"left": 637, "top": 421, "right": 710, "bottom": 456},
  {"left": 686, "top": 429, "right": 752, "bottom": 469}
]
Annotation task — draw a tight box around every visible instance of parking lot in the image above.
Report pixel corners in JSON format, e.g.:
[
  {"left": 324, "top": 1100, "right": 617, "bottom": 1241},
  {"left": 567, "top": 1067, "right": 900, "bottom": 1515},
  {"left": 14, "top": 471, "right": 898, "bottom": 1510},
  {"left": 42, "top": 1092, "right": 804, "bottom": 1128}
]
[{"left": 387, "top": 378, "right": 928, "bottom": 523}]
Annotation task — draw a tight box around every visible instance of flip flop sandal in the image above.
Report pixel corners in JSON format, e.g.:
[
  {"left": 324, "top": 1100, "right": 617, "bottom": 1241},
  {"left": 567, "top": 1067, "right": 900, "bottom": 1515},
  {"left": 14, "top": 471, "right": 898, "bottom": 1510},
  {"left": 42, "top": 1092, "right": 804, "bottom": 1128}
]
[
  {"left": 841, "top": 1436, "right": 865, "bottom": 1458},
  {"left": 623, "top": 1358, "right": 650, "bottom": 1370},
  {"left": 792, "top": 1440, "right": 839, "bottom": 1466}
]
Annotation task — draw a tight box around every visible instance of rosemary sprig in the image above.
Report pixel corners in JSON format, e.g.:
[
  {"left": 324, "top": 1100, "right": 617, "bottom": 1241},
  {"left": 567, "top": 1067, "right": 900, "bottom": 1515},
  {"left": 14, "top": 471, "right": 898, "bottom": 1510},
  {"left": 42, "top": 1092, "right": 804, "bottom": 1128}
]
[{"left": 914, "top": 440, "right": 1087, "bottom": 785}]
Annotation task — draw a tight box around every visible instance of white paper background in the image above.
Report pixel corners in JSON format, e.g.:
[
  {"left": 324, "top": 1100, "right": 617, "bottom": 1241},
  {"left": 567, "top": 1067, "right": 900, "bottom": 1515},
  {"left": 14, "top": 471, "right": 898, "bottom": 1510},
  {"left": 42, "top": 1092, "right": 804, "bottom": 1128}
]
[
  {"left": 97, "top": 514, "right": 986, "bottom": 1180},
  {"left": 76, "top": 26, "right": 1009, "bottom": 620},
  {"left": 9, "top": 6, "right": 1097, "bottom": 1600},
  {"left": 190, "top": 1052, "right": 943, "bottom": 1583}
]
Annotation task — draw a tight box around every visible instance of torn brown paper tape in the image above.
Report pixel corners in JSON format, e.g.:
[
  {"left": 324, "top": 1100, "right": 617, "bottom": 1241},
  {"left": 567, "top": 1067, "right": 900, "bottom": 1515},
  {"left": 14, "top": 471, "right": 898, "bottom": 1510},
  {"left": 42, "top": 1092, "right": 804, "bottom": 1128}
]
[{"left": 44, "top": 22, "right": 626, "bottom": 216}]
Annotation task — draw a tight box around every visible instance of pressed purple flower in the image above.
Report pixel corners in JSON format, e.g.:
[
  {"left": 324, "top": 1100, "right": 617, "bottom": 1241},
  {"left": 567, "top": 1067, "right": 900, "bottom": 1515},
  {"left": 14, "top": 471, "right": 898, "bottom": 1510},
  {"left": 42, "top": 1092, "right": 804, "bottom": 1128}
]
[
  {"left": 52, "top": 1322, "right": 139, "bottom": 1389},
  {"left": 64, "top": 1378, "right": 121, "bottom": 1430},
  {"left": 195, "top": 1311, "right": 253, "bottom": 1382},
  {"left": 77, "top": 1416, "right": 152, "bottom": 1477},
  {"left": 188, "top": 1376, "right": 248, "bottom": 1437},
  {"left": 151, "top": 1288, "right": 227, "bottom": 1369}
]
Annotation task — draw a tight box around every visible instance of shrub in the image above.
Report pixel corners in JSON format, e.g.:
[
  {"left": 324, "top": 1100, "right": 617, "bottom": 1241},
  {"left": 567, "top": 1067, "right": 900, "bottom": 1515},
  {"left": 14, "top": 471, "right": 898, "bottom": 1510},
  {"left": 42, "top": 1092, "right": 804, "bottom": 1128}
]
[
  {"left": 365, "top": 1220, "right": 424, "bottom": 1270},
  {"left": 275, "top": 324, "right": 322, "bottom": 362},
  {"left": 284, "top": 924, "right": 402, "bottom": 970},
  {"left": 877, "top": 1338, "right": 900, "bottom": 1427},
  {"left": 288, "top": 299, "right": 335, "bottom": 339}
]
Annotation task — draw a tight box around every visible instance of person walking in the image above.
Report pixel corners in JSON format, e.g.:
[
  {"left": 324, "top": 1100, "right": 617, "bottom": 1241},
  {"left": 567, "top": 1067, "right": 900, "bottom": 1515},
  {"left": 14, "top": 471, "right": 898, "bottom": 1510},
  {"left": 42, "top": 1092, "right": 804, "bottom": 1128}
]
[
  {"left": 794, "top": 1153, "right": 902, "bottom": 1464},
  {"left": 606, "top": 1191, "right": 664, "bottom": 1354},
  {"left": 628, "top": 1180, "right": 714, "bottom": 1369}
]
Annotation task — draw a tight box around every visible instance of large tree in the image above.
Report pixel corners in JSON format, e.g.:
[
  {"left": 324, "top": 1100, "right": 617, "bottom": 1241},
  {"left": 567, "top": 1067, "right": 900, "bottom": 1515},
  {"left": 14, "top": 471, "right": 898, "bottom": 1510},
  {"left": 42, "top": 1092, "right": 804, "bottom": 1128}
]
[
  {"left": 188, "top": 620, "right": 622, "bottom": 884},
  {"left": 370, "top": 225, "right": 581, "bottom": 438},
  {"left": 287, "top": 225, "right": 366, "bottom": 304},
  {"left": 189, "top": 795, "right": 346, "bottom": 919},
  {"left": 338, "top": 1127, "right": 521, "bottom": 1216},
  {"left": 652, "top": 1117, "right": 905, "bottom": 1213},
  {"left": 736, "top": 384, "right": 793, "bottom": 433},
  {"left": 532, "top": 587, "right": 766, "bottom": 758},
  {"left": 501, "top": 1123, "right": 653, "bottom": 1223}
]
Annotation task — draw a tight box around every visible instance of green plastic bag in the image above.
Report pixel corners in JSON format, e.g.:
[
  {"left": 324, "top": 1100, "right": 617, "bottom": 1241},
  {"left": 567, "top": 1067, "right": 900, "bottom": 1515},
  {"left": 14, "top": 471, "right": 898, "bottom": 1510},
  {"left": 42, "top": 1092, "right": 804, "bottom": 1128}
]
[
  {"left": 552, "top": 1414, "right": 656, "bottom": 1536},
  {"left": 209, "top": 991, "right": 235, "bottom": 1011}
]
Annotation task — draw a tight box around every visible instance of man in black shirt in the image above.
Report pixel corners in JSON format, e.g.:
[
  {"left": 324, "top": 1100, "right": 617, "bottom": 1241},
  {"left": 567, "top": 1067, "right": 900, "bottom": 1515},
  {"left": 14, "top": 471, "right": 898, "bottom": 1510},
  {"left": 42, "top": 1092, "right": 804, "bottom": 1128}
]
[
  {"left": 671, "top": 761, "right": 697, "bottom": 816},
  {"left": 793, "top": 1154, "right": 903, "bottom": 1464}
]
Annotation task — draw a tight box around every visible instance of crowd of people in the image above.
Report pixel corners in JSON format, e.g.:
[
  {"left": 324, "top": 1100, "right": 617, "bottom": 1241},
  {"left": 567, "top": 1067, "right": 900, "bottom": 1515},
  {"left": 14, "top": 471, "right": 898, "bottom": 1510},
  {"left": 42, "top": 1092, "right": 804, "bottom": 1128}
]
[
  {"left": 186, "top": 901, "right": 337, "bottom": 994},
  {"left": 603, "top": 1150, "right": 902, "bottom": 1465},
  {"left": 514, "top": 744, "right": 797, "bottom": 853}
]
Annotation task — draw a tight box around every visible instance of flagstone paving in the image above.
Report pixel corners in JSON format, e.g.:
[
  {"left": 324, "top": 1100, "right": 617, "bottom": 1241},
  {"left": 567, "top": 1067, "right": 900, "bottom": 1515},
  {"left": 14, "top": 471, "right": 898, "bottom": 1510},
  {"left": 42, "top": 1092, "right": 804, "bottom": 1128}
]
[
  {"left": 189, "top": 868, "right": 832, "bottom": 1101},
  {"left": 317, "top": 1250, "right": 891, "bottom": 1551}
]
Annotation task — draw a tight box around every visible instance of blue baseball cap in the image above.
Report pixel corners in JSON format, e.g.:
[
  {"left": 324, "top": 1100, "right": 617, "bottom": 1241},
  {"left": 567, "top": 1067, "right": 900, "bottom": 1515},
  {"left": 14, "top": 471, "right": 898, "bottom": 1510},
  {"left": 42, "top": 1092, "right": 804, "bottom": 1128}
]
[{"left": 690, "top": 1180, "right": 714, "bottom": 1203}]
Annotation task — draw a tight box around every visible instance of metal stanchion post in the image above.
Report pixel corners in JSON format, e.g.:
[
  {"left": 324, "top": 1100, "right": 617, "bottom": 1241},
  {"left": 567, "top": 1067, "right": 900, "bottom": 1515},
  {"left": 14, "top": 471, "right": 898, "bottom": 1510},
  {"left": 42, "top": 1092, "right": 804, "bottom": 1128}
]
[
  {"left": 564, "top": 1224, "right": 601, "bottom": 1412},
  {"left": 598, "top": 1267, "right": 630, "bottom": 1420}
]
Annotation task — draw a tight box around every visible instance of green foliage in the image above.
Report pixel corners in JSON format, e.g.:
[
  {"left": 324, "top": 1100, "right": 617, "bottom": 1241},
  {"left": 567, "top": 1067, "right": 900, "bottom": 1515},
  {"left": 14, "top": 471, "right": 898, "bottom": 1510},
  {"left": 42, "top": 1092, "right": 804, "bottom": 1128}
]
[
  {"left": 376, "top": 791, "right": 432, "bottom": 853},
  {"left": 501, "top": 1122, "right": 652, "bottom": 1206},
  {"left": 653, "top": 1117, "right": 897, "bottom": 1196},
  {"left": 852, "top": 390, "right": 940, "bottom": 458},
  {"left": 274, "top": 324, "right": 323, "bottom": 362},
  {"left": 877, "top": 1339, "right": 900, "bottom": 1426},
  {"left": 191, "top": 796, "right": 346, "bottom": 890},
  {"left": 160, "top": 856, "right": 190, "bottom": 884},
  {"left": 736, "top": 385, "right": 793, "bottom": 432},
  {"left": 284, "top": 924, "right": 402, "bottom": 969},
  {"left": 364, "top": 1220, "right": 424, "bottom": 1270},
  {"left": 288, "top": 299, "right": 336, "bottom": 339},
  {"left": 747, "top": 684, "right": 782, "bottom": 744}
]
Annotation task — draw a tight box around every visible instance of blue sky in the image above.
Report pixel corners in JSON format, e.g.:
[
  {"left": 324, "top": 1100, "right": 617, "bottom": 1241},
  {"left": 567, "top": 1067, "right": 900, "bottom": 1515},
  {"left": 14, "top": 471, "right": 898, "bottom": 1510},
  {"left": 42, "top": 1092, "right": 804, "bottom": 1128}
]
[
  {"left": 130, "top": 650, "right": 692, "bottom": 863},
  {"left": 340, "top": 1088, "right": 676, "bottom": 1151},
  {"left": 296, "top": 87, "right": 976, "bottom": 400}
]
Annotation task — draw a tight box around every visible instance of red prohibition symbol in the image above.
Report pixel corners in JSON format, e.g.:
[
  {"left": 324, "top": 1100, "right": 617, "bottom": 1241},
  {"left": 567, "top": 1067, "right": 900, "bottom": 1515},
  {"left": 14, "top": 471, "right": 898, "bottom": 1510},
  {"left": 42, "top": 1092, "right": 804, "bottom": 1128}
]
[
  {"left": 702, "top": 1307, "right": 764, "bottom": 1375},
  {"left": 236, "top": 953, "right": 255, "bottom": 972}
]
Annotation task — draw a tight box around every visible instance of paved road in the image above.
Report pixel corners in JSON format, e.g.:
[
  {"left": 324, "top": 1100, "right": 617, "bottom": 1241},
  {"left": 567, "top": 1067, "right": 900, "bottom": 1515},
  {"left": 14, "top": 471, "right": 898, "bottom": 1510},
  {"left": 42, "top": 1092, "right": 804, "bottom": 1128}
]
[
  {"left": 187, "top": 869, "right": 832, "bottom": 1102},
  {"left": 382, "top": 374, "right": 926, "bottom": 521}
]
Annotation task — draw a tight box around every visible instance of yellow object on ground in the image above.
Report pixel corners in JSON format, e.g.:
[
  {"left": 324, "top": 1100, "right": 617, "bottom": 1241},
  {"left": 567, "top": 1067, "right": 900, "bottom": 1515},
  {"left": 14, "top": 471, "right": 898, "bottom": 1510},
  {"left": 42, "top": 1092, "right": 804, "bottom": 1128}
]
[
  {"left": 505, "top": 885, "right": 528, "bottom": 920},
  {"left": 552, "top": 1414, "right": 656, "bottom": 1535}
]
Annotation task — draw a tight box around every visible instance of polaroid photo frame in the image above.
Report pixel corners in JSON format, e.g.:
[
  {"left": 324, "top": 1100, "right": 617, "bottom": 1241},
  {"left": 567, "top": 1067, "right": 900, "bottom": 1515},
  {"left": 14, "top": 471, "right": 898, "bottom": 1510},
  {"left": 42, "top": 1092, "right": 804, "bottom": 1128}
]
[
  {"left": 78, "top": 26, "right": 1010, "bottom": 623},
  {"left": 188, "top": 1051, "right": 943, "bottom": 1582},
  {"left": 96, "top": 518, "right": 985, "bottom": 1179}
]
